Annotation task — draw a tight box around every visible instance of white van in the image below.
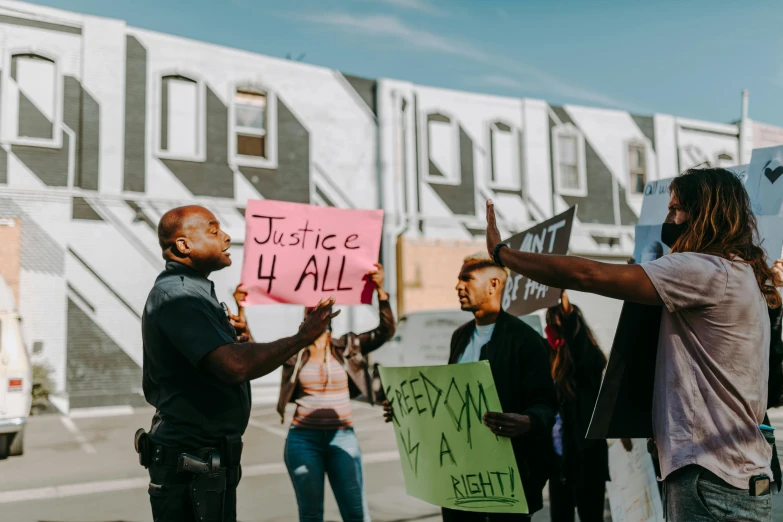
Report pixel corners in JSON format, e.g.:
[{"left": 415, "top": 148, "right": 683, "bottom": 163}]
[
  {"left": 369, "top": 309, "right": 545, "bottom": 394},
  {"left": 0, "top": 275, "right": 32, "bottom": 459}
]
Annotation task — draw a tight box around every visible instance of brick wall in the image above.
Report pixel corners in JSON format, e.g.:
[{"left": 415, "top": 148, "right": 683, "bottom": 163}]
[{"left": 397, "top": 236, "right": 485, "bottom": 316}]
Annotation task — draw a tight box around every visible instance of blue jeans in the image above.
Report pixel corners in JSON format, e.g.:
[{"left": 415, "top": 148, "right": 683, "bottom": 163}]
[
  {"left": 284, "top": 426, "right": 370, "bottom": 522},
  {"left": 664, "top": 465, "right": 771, "bottom": 521}
]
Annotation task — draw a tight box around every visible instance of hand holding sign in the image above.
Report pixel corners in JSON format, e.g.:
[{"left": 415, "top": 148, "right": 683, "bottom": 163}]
[
  {"left": 382, "top": 399, "right": 394, "bottom": 424},
  {"left": 368, "top": 263, "right": 388, "bottom": 300},
  {"left": 773, "top": 259, "right": 783, "bottom": 287},
  {"left": 233, "top": 284, "right": 248, "bottom": 308},
  {"left": 482, "top": 412, "right": 531, "bottom": 438}
]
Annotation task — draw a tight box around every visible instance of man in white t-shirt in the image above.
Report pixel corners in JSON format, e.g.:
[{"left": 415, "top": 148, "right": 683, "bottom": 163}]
[{"left": 485, "top": 168, "right": 781, "bottom": 522}]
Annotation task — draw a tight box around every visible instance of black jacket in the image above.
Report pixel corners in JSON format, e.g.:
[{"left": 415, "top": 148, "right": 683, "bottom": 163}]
[
  {"left": 768, "top": 304, "right": 783, "bottom": 409},
  {"left": 766, "top": 304, "right": 783, "bottom": 490},
  {"left": 556, "top": 306, "right": 610, "bottom": 488},
  {"left": 449, "top": 311, "right": 557, "bottom": 515}
]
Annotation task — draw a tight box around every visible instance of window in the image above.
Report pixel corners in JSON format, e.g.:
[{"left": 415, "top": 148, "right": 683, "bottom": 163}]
[
  {"left": 13, "top": 54, "right": 56, "bottom": 140},
  {"left": 426, "top": 113, "right": 458, "bottom": 183},
  {"left": 628, "top": 143, "right": 646, "bottom": 194},
  {"left": 230, "top": 84, "right": 277, "bottom": 168},
  {"left": 679, "top": 145, "right": 707, "bottom": 171},
  {"left": 2, "top": 52, "right": 62, "bottom": 147},
  {"left": 716, "top": 153, "right": 734, "bottom": 168},
  {"left": 160, "top": 75, "right": 202, "bottom": 159},
  {"left": 552, "top": 124, "right": 586, "bottom": 196},
  {"left": 235, "top": 90, "right": 267, "bottom": 158},
  {"left": 489, "top": 121, "right": 520, "bottom": 190},
  {"left": 558, "top": 136, "right": 579, "bottom": 189}
]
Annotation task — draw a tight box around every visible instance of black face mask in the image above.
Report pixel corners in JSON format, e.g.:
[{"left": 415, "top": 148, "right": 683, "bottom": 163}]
[{"left": 661, "top": 222, "right": 688, "bottom": 248}]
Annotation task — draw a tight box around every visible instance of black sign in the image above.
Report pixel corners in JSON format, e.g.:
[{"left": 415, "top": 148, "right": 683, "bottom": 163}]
[
  {"left": 501, "top": 207, "right": 576, "bottom": 316},
  {"left": 585, "top": 302, "right": 661, "bottom": 439}
]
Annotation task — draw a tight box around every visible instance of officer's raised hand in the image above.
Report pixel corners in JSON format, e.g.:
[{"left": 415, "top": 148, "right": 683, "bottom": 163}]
[
  {"left": 298, "top": 297, "right": 340, "bottom": 344},
  {"left": 202, "top": 296, "right": 340, "bottom": 384}
]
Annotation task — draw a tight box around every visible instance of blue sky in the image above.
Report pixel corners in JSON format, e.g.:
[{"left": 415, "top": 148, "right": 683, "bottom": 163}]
[{"left": 30, "top": 0, "right": 783, "bottom": 125}]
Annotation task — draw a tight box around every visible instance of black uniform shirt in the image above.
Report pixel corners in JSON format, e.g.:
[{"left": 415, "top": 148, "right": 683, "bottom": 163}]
[{"left": 142, "top": 261, "right": 251, "bottom": 448}]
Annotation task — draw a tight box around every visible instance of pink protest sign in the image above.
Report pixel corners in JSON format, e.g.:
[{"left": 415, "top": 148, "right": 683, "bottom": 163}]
[{"left": 240, "top": 200, "right": 384, "bottom": 306}]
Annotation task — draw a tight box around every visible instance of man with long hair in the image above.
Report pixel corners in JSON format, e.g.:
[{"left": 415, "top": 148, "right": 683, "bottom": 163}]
[{"left": 486, "top": 168, "right": 781, "bottom": 522}]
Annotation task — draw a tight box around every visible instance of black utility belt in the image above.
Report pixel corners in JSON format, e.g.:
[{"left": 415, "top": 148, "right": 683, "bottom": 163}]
[{"left": 134, "top": 429, "right": 243, "bottom": 471}]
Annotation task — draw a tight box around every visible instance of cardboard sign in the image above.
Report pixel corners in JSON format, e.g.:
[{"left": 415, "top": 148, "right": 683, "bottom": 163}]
[
  {"left": 379, "top": 362, "right": 527, "bottom": 514},
  {"left": 586, "top": 301, "right": 661, "bottom": 439},
  {"left": 726, "top": 163, "right": 749, "bottom": 185},
  {"left": 240, "top": 200, "right": 383, "bottom": 306},
  {"left": 606, "top": 440, "right": 664, "bottom": 522},
  {"left": 636, "top": 179, "right": 673, "bottom": 226},
  {"left": 746, "top": 146, "right": 783, "bottom": 216},
  {"left": 758, "top": 215, "right": 783, "bottom": 266},
  {"left": 633, "top": 225, "right": 668, "bottom": 265},
  {"left": 501, "top": 207, "right": 575, "bottom": 316}
]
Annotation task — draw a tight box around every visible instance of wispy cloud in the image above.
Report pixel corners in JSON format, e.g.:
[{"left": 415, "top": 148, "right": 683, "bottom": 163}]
[
  {"left": 296, "top": 12, "right": 644, "bottom": 111},
  {"left": 299, "top": 13, "right": 487, "bottom": 60},
  {"left": 480, "top": 75, "right": 526, "bottom": 89},
  {"left": 376, "top": 0, "right": 445, "bottom": 16}
]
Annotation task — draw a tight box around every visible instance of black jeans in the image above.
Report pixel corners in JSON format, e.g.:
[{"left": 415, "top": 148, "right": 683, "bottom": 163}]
[
  {"left": 147, "top": 460, "right": 238, "bottom": 522},
  {"left": 441, "top": 508, "right": 531, "bottom": 521},
  {"left": 548, "top": 476, "right": 605, "bottom": 522}
]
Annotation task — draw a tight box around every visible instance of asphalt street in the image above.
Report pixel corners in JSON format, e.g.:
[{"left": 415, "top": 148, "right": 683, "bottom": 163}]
[{"left": 0, "top": 403, "right": 781, "bottom": 522}]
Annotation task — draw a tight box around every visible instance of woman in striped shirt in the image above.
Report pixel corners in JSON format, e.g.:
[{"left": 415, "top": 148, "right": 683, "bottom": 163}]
[{"left": 237, "top": 264, "right": 395, "bottom": 521}]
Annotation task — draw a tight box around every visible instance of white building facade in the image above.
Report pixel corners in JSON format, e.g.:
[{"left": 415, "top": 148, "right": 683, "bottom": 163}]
[{"left": 0, "top": 1, "right": 775, "bottom": 410}]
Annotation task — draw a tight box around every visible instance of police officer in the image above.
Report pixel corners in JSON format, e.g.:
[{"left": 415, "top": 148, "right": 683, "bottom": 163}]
[{"left": 136, "top": 205, "right": 336, "bottom": 522}]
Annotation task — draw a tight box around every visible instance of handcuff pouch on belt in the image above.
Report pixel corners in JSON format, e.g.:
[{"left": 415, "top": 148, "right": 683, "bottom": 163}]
[{"left": 134, "top": 428, "right": 151, "bottom": 468}]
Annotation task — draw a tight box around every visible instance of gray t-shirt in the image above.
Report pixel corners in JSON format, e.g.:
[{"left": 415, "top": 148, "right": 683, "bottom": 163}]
[{"left": 642, "top": 252, "right": 772, "bottom": 489}]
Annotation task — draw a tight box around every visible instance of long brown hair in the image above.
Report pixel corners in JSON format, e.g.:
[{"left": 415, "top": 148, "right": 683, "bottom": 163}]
[
  {"left": 546, "top": 304, "right": 605, "bottom": 402},
  {"left": 669, "top": 168, "right": 781, "bottom": 309}
]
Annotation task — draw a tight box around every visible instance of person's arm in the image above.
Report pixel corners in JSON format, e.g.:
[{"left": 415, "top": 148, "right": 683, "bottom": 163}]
[
  {"left": 202, "top": 336, "right": 308, "bottom": 385},
  {"left": 486, "top": 201, "right": 662, "bottom": 306},
  {"left": 355, "top": 264, "right": 396, "bottom": 354},
  {"left": 202, "top": 297, "right": 337, "bottom": 384},
  {"left": 158, "top": 293, "right": 337, "bottom": 385}
]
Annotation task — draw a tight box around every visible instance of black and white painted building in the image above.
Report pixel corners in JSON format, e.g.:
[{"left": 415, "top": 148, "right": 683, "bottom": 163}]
[{"left": 0, "top": 1, "right": 774, "bottom": 410}]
